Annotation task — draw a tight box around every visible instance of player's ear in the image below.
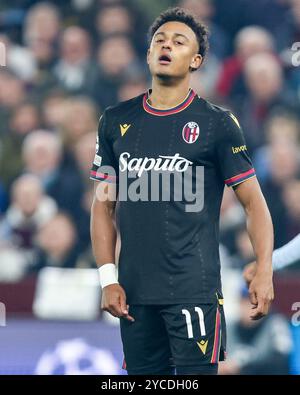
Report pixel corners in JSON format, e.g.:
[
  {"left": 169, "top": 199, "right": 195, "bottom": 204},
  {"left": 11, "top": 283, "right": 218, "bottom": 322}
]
[
  {"left": 190, "top": 54, "right": 203, "bottom": 71},
  {"left": 146, "top": 48, "right": 151, "bottom": 65}
]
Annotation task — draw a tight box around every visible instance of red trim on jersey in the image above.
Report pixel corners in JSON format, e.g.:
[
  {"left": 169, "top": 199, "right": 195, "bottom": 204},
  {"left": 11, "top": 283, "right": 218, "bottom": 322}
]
[
  {"left": 211, "top": 307, "right": 221, "bottom": 363},
  {"left": 225, "top": 168, "right": 256, "bottom": 186},
  {"left": 122, "top": 358, "right": 127, "bottom": 370},
  {"left": 90, "top": 170, "right": 117, "bottom": 181},
  {"left": 143, "top": 88, "right": 196, "bottom": 116}
]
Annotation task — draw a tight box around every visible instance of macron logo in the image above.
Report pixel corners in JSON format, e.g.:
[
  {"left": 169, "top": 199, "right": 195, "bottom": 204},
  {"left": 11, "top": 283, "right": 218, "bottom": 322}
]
[{"left": 120, "top": 124, "right": 131, "bottom": 136}]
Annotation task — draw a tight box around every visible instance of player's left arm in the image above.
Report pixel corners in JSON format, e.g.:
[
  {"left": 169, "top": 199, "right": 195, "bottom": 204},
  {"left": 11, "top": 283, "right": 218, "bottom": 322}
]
[
  {"left": 244, "top": 233, "right": 300, "bottom": 286},
  {"left": 234, "top": 178, "right": 274, "bottom": 320},
  {"left": 216, "top": 110, "right": 274, "bottom": 320}
]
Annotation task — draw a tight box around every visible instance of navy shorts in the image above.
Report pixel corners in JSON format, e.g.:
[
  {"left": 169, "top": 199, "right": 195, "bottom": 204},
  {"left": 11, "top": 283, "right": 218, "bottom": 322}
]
[{"left": 120, "top": 294, "right": 226, "bottom": 375}]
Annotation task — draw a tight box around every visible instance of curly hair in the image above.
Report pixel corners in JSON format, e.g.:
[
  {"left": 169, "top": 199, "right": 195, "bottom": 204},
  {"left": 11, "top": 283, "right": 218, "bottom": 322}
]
[{"left": 147, "top": 7, "right": 209, "bottom": 69}]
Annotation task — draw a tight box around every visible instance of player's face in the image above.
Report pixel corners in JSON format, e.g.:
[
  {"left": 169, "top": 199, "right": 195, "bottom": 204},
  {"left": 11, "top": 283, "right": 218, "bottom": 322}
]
[{"left": 147, "top": 21, "right": 202, "bottom": 79}]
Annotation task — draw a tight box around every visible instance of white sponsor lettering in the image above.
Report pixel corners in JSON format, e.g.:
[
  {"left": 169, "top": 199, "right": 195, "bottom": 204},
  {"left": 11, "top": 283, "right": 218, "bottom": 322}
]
[{"left": 119, "top": 152, "right": 193, "bottom": 177}]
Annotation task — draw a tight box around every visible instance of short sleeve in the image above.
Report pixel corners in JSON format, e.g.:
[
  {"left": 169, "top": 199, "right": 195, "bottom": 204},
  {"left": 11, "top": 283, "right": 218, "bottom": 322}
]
[
  {"left": 216, "top": 111, "right": 256, "bottom": 188},
  {"left": 90, "top": 110, "right": 118, "bottom": 183}
]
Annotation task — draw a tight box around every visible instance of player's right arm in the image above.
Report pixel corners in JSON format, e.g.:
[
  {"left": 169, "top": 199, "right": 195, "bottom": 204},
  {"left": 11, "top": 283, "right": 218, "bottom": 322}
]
[
  {"left": 91, "top": 181, "right": 134, "bottom": 322},
  {"left": 90, "top": 109, "right": 134, "bottom": 322}
]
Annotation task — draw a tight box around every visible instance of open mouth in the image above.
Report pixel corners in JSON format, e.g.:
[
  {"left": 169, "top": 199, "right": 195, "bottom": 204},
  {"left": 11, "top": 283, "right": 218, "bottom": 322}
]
[{"left": 158, "top": 54, "right": 172, "bottom": 64}]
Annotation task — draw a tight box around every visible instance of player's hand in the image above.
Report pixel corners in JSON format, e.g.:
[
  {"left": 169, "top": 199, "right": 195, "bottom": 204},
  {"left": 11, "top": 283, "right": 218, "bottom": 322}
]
[
  {"left": 101, "top": 283, "right": 135, "bottom": 322},
  {"left": 243, "top": 261, "right": 257, "bottom": 286},
  {"left": 248, "top": 268, "right": 274, "bottom": 320}
]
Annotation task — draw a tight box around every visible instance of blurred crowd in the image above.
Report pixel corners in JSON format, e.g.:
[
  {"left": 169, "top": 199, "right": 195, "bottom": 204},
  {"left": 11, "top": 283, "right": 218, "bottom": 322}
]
[
  {"left": 1, "top": 0, "right": 300, "bottom": 278},
  {"left": 0, "top": 0, "right": 299, "bottom": 270},
  {"left": 0, "top": 0, "right": 300, "bottom": 281},
  {"left": 0, "top": 0, "right": 300, "bottom": 375}
]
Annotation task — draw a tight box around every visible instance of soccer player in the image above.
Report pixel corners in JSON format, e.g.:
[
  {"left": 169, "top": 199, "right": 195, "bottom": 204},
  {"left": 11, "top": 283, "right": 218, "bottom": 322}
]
[
  {"left": 90, "top": 7, "right": 274, "bottom": 375},
  {"left": 244, "top": 233, "right": 300, "bottom": 284}
]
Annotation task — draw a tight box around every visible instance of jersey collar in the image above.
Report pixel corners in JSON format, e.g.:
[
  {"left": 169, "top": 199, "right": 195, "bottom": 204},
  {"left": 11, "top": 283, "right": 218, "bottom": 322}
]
[{"left": 143, "top": 88, "right": 196, "bottom": 116}]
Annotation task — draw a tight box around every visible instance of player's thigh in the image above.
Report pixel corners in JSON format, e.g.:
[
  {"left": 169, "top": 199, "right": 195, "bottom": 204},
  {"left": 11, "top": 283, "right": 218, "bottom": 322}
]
[
  {"left": 120, "top": 305, "right": 173, "bottom": 374},
  {"left": 160, "top": 298, "right": 226, "bottom": 371}
]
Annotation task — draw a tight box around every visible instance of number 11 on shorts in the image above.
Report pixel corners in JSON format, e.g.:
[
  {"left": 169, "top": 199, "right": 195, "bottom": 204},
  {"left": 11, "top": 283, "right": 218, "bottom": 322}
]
[{"left": 182, "top": 307, "right": 206, "bottom": 338}]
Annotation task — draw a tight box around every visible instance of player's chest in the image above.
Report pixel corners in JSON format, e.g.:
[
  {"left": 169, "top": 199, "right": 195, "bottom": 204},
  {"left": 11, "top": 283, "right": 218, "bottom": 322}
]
[{"left": 112, "top": 114, "right": 215, "bottom": 164}]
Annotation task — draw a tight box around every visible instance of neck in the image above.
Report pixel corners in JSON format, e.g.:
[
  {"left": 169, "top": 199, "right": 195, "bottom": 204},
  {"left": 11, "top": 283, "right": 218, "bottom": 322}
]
[{"left": 148, "top": 77, "right": 191, "bottom": 109}]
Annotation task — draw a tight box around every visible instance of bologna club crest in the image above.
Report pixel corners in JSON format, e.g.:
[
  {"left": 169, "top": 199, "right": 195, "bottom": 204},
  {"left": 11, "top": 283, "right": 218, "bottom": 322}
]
[{"left": 182, "top": 122, "right": 200, "bottom": 144}]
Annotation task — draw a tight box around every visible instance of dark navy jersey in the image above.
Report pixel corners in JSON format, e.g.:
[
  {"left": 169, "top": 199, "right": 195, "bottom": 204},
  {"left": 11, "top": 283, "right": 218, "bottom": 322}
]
[{"left": 90, "top": 88, "right": 256, "bottom": 304}]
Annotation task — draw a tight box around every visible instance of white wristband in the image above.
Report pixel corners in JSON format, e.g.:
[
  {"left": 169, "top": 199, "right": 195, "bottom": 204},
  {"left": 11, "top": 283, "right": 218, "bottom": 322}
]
[{"left": 98, "top": 263, "right": 118, "bottom": 288}]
